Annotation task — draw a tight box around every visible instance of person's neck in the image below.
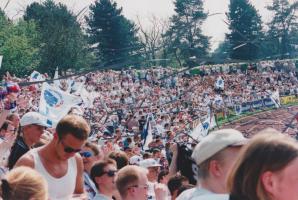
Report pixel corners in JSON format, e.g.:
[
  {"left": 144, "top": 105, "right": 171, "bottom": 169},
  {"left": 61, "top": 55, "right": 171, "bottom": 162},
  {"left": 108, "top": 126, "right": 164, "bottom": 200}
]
[
  {"left": 200, "top": 178, "right": 226, "bottom": 194},
  {"left": 85, "top": 166, "right": 92, "bottom": 175},
  {"left": 23, "top": 134, "right": 34, "bottom": 148},
  {"left": 41, "top": 141, "right": 66, "bottom": 164},
  {"left": 98, "top": 187, "right": 114, "bottom": 199}
]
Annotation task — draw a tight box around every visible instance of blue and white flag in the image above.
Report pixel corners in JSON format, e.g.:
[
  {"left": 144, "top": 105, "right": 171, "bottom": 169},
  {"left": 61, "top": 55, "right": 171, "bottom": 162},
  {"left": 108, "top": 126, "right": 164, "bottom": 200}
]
[
  {"left": 39, "top": 82, "right": 82, "bottom": 126},
  {"left": 30, "top": 71, "right": 45, "bottom": 82},
  {"left": 142, "top": 113, "right": 154, "bottom": 150},
  {"left": 191, "top": 115, "right": 217, "bottom": 140},
  {"left": 215, "top": 76, "right": 224, "bottom": 90}
]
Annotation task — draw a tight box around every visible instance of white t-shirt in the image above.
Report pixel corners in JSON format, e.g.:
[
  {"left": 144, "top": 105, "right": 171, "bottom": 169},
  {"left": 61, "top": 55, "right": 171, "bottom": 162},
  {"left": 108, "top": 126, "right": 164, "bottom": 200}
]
[{"left": 176, "top": 187, "right": 229, "bottom": 200}]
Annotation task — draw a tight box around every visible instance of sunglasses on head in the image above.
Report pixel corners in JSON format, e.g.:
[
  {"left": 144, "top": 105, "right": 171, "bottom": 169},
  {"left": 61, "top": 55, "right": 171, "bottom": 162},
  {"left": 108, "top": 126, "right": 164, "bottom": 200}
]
[
  {"left": 102, "top": 170, "right": 117, "bottom": 177},
  {"left": 80, "top": 151, "right": 93, "bottom": 158},
  {"left": 60, "top": 140, "right": 81, "bottom": 153}
]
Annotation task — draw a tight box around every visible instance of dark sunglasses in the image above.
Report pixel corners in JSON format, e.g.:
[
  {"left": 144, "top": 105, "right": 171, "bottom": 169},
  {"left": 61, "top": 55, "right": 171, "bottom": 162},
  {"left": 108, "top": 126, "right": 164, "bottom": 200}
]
[
  {"left": 102, "top": 170, "right": 117, "bottom": 177},
  {"left": 80, "top": 151, "right": 93, "bottom": 158},
  {"left": 60, "top": 140, "right": 81, "bottom": 153}
]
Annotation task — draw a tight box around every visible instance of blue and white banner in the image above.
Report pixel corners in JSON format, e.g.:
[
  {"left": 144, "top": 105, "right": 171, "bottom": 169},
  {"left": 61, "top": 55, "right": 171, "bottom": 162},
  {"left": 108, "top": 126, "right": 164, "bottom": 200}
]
[
  {"left": 39, "top": 82, "right": 82, "bottom": 126},
  {"left": 30, "top": 71, "right": 45, "bottom": 82},
  {"left": 234, "top": 93, "right": 280, "bottom": 115}
]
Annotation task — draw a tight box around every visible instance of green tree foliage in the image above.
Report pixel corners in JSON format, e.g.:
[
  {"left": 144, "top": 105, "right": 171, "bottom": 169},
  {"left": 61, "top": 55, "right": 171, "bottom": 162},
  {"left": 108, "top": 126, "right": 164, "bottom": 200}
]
[
  {"left": 164, "top": 0, "right": 210, "bottom": 67},
  {"left": 211, "top": 40, "right": 231, "bottom": 63},
  {"left": 86, "top": 0, "right": 141, "bottom": 68},
  {"left": 0, "top": 10, "right": 41, "bottom": 76},
  {"left": 265, "top": 0, "right": 298, "bottom": 59},
  {"left": 227, "top": 0, "right": 264, "bottom": 61},
  {"left": 24, "top": 0, "right": 93, "bottom": 75}
]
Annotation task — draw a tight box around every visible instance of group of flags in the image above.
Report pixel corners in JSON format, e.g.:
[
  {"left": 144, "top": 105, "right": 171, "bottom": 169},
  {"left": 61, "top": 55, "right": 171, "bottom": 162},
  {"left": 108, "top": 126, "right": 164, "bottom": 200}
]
[{"left": 29, "top": 69, "right": 96, "bottom": 127}]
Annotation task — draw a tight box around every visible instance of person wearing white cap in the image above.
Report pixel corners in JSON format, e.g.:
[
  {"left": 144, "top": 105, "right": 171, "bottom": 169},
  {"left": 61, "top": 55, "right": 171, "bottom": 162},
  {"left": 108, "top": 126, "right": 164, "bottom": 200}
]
[
  {"left": 176, "top": 129, "right": 247, "bottom": 200},
  {"left": 139, "top": 158, "right": 169, "bottom": 200},
  {"left": 7, "top": 112, "right": 50, "bottom": 169}
]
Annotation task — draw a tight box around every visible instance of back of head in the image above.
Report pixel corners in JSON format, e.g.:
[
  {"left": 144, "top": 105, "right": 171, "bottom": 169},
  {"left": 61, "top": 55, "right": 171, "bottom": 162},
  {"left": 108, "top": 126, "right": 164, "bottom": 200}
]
[
  {"left": 227, "top": 131, "right": 298, "bottom": 200},
  {"left": 116, "top": 165, "right": 148, "bottom": 199},
  {"left": 0, "top": 166, "right": 48, "bottom": 200},
  {"left": 108, "top": 151, "right": 129, "bottom": 169},
  {"left": 56, "top": 114, "right": 90, "bottom": 140},
  {"left": 167, "top": 174, "right": 188, "bottom": 196}
]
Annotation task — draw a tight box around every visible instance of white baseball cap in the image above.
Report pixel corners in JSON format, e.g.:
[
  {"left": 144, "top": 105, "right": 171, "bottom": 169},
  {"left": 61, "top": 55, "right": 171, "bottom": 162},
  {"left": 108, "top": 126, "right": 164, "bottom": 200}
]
[
  {"left": 192, "top": 129, "right": 247, "bottom": 165},
  {"left": 139, "top": 158, "right": 161, "bottom": 168},
  {"left": 129, "top": 155, "right": 143, "bottom": 165},
  {"left": 20, "top": 112, "right": 51, "bottom": 128}
]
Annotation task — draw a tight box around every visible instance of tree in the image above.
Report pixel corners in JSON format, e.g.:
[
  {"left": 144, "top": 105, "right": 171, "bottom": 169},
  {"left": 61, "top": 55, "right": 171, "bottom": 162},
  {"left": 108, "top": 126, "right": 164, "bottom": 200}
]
[
  {"left": 266, "top": 0, "right": 298, "bottom": 59},
  {"left": 0, "top": 10, "right": 41, "bottom": 76},
  {"left": 164, "top": 0, "right": 210, "bottom": 67},
  {"left": 24, "top": 0, "right": 93, "bottom": 75},
  {"left": 211, "top": 40, "right": 230, "bottom": 63},
  {"left": 86, "top": 0, "right": 141, "bottom": 68},
  {"left": 226, "top": 0, "right": 264, "bottom": 61}
]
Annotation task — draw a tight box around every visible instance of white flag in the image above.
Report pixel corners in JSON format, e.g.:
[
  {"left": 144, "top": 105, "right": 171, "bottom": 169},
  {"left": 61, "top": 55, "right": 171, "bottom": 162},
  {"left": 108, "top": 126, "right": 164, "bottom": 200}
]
[
  {"left": 39, "top": 82, "right": 82, "bottom": 126},
  {"left": 53, "top": 67, "right": 60, "bottom": 88},
  {"left": 30, "top": 71, "right": 45, "bottom": 82},
  {"left": 215, "top": 76, "right": 224, "bottom": 90},
  {"left": 191, "top": 115, "right": 217, "bottom": 140},
  {"left": 0, "top": 55, "right": 3, "bottom": 69},
  {"left": 80, "top": 88, "right": 95, "bottom": 108},
  {"left": 270, "top": 90, "right": 280, "bottom": 108}
]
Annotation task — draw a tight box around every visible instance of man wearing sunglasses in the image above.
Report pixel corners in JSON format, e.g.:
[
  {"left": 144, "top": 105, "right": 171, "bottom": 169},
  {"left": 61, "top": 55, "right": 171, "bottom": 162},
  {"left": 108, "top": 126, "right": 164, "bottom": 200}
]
[
  {"left": 91, "top": 159, "right": 118, "bottom": 200},
  {"left": 15, "top": 115, "right": 90, "bottom": 200}
]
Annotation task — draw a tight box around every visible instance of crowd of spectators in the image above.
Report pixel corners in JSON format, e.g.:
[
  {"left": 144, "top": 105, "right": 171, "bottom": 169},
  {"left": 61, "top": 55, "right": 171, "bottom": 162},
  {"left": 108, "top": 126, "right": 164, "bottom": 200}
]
[{"left": 0, "top": 59, "right": 297, "bottom": 200}]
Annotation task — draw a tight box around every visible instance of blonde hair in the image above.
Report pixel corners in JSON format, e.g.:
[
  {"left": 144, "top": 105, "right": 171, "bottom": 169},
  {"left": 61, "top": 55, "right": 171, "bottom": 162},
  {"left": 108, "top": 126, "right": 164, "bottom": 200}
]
[
  {"left": 227, "top": 132, "right": 298, "bottom": 200},
  {"left": 116, "top": 165, "right": 148, "bottom": 198},
  {"left": 0, "top": 167, "right": 48, "bottom": 200}
]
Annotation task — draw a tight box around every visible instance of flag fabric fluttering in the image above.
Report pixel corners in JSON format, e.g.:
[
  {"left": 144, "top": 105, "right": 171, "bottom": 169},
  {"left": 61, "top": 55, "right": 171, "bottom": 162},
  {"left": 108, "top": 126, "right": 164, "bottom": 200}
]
[
  {"left": 142, "top": 113, "right": 154, "bottom": 150},
  {"left": 215, "top": 76, "right": 224, "bottom": 90},
  {"left": 270, "top": 89, "right": 280, "bottom": 108},
  {"left": 53, "top": 67, "right": 60, "bottom": 88},
  {"left": 39, "top": 82, "right": 82, "bottom": 126},
  {"left": 190, "top": 114, "right": 217, "bottom": 140},
  {"left": 29, "top": 71, "right": 45, "bottom": 82}
]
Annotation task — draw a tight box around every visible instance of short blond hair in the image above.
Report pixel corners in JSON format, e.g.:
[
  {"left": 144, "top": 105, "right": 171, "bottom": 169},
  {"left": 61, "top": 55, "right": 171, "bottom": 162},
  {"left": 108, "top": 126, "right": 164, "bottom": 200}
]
[
  {"left": 116, "top": 165, "right": 148, "bottom": 198},
  {"left": 0, "top": 166, "right": 48, "bottom": 200}
]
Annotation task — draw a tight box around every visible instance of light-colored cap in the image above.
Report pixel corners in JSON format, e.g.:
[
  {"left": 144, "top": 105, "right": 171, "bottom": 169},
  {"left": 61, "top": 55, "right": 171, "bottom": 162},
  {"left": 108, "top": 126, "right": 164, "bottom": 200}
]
[
  {"left": 20, "top": 112, "right": 51, "bottom": 128},
  {"left": 139, "top": 158, "right": 161, "bottom": 168},
  {"left": 192, "top": 129, "right": 247, "bottom": 165},
  {"left": 129, "top": 155, "right": 143, "bottom": 165}
]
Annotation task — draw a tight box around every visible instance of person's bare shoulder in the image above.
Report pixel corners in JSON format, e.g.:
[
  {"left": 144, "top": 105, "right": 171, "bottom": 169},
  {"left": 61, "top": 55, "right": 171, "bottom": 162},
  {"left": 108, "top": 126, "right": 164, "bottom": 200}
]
[{"left": 14, "top": 151, "right": 34, "bottom": 168}]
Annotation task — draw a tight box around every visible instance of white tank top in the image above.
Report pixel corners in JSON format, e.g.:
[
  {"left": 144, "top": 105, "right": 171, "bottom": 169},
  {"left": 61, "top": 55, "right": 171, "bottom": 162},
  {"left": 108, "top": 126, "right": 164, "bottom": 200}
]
[{"left": 31, "top": 149, "right": 77, "bottom": 200}]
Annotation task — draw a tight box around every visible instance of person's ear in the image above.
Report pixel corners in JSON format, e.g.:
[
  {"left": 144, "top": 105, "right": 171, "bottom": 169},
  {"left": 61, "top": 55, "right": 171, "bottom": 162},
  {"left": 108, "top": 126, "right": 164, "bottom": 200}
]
[
  {"left": 209, "top": 160, "right": 222, "bottom": 178},
  {"left": 261, "top": 171, "right": 277, "bottom": 196},
  {"left": 53, "top": 132, "right": 59, "bottom": 140}
]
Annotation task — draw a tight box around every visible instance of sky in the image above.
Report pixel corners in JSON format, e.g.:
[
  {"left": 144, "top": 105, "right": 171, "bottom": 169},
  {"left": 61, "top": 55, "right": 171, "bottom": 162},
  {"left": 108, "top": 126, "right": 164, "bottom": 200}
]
[{"left": 0, "top": 0, "right": 296, "bottom": 50}]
